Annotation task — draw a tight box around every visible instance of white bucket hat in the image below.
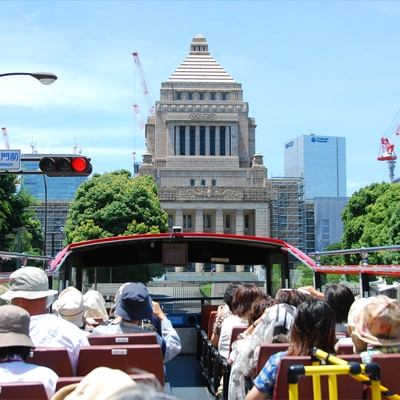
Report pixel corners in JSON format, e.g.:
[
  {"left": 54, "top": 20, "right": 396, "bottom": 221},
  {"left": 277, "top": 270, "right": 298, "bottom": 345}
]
[
  {"left": 53, "top": 287, "right": 86, "bottom": 328},
  {"left": 0, "top": 267, "right": 58, "bottom": 301}
]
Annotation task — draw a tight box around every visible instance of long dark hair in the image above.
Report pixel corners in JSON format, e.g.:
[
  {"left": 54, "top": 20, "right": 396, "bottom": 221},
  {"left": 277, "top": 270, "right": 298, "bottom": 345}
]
[
  {"left": 287, "top": 298, "right": 336, "bottom": 356},
  {"left": 324, "top": 284, "right": 354, "bottom": 324},
  {"left": 231, "top": 283, "right": 263, "bottom": 318}
]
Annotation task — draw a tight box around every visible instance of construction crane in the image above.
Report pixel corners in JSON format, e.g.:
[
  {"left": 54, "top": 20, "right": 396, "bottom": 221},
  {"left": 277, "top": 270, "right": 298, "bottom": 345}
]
[
  {"left": 132, "top": 52, "right": 156, "bottom": 117},
  {"left": 1, "top": 127, "right": 11, "bottom": 149},
  {"left": 30, "top": 137, "right": 38, "bottom": 154},
  {"left": 73, "top": 138, "right": 82, "bottom": 155},
  {"left": 378, "top": 122, "right": 400, "bottom": 183},
  {"left": 133, "top": 104, "right": 147, "bottom": 147}
]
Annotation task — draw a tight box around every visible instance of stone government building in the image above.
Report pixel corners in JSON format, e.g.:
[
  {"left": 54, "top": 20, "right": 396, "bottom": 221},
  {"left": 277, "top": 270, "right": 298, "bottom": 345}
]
[{"left": 139, "top": 34, "right": 311, "bottom": 271}]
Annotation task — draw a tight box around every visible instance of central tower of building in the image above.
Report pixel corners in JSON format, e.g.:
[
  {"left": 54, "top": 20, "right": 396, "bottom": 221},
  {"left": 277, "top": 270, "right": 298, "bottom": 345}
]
[{"left": 139, "top": 34, "right": 307, "bottom": 269}]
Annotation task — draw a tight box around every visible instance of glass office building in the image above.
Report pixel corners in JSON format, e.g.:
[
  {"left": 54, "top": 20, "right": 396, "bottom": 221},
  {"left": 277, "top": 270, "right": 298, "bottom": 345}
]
[
  {"left": 284, "top": 134, "right": 347, "bottom": 199},
  {"left": 21, "top": 154, "right": 87, "bottom": 200}
]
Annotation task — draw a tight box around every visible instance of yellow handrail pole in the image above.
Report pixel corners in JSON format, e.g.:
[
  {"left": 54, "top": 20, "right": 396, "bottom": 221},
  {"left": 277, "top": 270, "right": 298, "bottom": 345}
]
[
  {"left": 288, "top": 382, "right": 299, "bottom": 400},
  {"left": 314, "top": 349, "right": 399, "bottom": 400},
  {"left": 311, "top": 357, "right": 322, "bottom": 400}
]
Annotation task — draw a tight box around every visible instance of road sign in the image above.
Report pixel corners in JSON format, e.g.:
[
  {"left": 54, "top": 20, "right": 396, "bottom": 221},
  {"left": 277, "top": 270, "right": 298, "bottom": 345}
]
[{"left": 0, "top": 150, "right": 21, "bottom": 171}]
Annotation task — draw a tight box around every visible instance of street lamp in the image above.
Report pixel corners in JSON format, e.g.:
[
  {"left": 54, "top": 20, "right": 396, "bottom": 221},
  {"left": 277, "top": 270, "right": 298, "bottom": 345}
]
[{"left": 0, "top": 72, "right": 57, "bottom": 85}]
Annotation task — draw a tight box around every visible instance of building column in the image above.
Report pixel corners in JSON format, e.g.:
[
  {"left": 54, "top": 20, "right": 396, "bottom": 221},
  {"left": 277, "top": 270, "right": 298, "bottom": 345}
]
[
  {"left": 195, "top": 263, "right": 203, "bottom": 273},
  {"left": 195, "top": 126, "right": 200, "bottom": 155},
  {"left": 185, "top": 125, "right": 190, "bottom": 156},
  {"left": 255, "top": 206, "right": 270, "bottom": 237},
  {"left": 235, "top": 265, "right": 244, "bottom": 273},
  {"left": 235, "top": 209, "right": 244, "bottom": 235},
  {"left": 216, "top": 264, "right": 224, "bottom": 273},
  {"left": 215, "top": 209, "right": 224, "bottom": 233},
  {"left": 195, "top": 209, "right": 203, "bottom": 233},
  {"left": 226, "top": 126, "right": 230, "bottom": 156},
  {"left": 216, "top": 126, "right": 220, "bottom": 156},
  {"left": 206, "top": 126, "right": 210, "bottom": 155},
  {"left": 175, "top": 209, "right": 183, "bottom": 228}
]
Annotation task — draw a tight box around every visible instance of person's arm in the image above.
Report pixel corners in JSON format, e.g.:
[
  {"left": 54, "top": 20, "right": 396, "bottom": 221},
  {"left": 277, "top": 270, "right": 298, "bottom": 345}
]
[
  {"left": 246, "top": 386, "right": 268, "bottom": 400},
  {"left": 298, "top": 286, "right": 324, "bottom": 300},
  {"left": 152, "top": 301, "right": 181, "bottom": 363}
]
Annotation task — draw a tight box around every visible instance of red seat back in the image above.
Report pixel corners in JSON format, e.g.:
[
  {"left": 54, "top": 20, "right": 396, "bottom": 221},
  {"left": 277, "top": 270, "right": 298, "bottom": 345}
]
[
  {"left": 256, "top": 343, "right": 290, "bottom": 375},
  {"left": 77, "top": 344, "right": 164, "bottom": 386},
  {"left": 273, "top": 355, "right": 364, "bottom": 400},
  {"left": 335, "top": 342, "right": 354, "bottom": 355},
  {"left": 0, "top": 382, "right": 47, "bottom": 400},
  {"left": 25, "top": 347, "right": 73, "bottom": 377},
  {"left": 207, "top": 311, "right": 218, "bottom": 338},
  {"left": 200, "top": 304, "right": 219, "bottom": 332},
  {"left": 88, "top": 332, "right": 158, "bottom": 346},
  {"left": 229, "top": 326, "right": 247, "bottom": 352},
  {"left": 369, "top": 353, "right": 400, "bottom": 399}
]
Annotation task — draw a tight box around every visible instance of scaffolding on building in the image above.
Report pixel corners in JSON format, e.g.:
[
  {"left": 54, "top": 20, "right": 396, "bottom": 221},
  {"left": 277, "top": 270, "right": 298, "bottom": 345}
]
[
  {"left": 267, "top": 177, "right": 309, "bottom": 253},
  {"left": 33, "top": 200, "right": 70, "bottom": 256}
]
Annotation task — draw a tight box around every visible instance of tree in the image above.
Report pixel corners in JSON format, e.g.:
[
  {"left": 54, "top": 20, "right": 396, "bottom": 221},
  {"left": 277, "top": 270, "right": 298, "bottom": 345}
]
[
  {"left": 64, "top": 171, "right": 168, "bottom": 243},
  {"left": 0, "top": 175, "right": 43, "bottom": 270},
  {"left": 63, "top": 171, "right": 169, "bottom": 283}
]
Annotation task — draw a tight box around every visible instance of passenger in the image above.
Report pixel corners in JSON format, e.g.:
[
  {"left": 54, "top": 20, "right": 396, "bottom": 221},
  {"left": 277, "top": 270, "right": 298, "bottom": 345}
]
[
  {"left": 0, "top": 305, "right": 58, "bottom": 399},
  {"left": 0, "top": 285, "right": 9, "bottom": 306},
  {"left": 246, "top": 298, "right": 336, "bottom": 400},
  {"left": 52, "top": 287, "right": 89, "bottom": 333},
  {"left": 108, "top": 282, "right": 162, "bottom": 335},
  {"left": 275, "top": 288, "right": 307, "bottom": 307},
  {"left": 51, "top": 366, "right": 179, "bottom": 400},
  {"left": 324, "top": 283, "right": 354, "bottom": 335},
  {"left": 91, "top": 282, "right": 181, "bottom": 363},
  {"left": 0, "top": 267, "right": 90, "bottom": 375},
  {"left": 228, "top": 301, "right": 295, "bottom": 400},
  {"left": 211, "top": 281, "right": 242, "bottom": 348},
  {"left": 218, "top": 283, "right": 263, "bottom": 359},
  {"left": 83, "top": 289, "right": 108, "bottom": 322},
  {"left": 347, "top": 294, "right": 400, "bottom": 363}
]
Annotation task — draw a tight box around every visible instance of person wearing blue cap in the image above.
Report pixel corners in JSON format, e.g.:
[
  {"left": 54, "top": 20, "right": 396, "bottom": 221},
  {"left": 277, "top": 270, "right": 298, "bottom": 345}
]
[{"left": 91, "top": 282, "right": 181, "bottom": 363}]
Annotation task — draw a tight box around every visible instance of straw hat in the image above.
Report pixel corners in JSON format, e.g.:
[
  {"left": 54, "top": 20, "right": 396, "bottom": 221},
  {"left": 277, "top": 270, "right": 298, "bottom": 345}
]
[
  {"left": 351, "top": 295, "right": 400, "bottom": 346},
  {"left": 51, "top": 367, "right": 136, "bottom": 400}
]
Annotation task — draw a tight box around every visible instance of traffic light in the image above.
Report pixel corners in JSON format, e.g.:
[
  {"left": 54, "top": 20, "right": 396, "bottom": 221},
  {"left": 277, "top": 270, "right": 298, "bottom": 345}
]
[{"left": 39, "top": 156, "right": 92, "bottom": 176}]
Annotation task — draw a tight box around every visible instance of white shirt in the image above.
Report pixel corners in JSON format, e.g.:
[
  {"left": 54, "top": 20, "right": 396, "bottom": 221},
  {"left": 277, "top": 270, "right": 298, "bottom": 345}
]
[
  {"left": 29, "top": 314, "right": 90, "bottom": 375},
  {"left": 218, "top": 314, "right": 248, "bottom": 359},
  {"left": 92, "top": 319, "right": 181, "bottom": 363},
  {"left": 0, "top": 360, "right": 58, "bottom": 399}
]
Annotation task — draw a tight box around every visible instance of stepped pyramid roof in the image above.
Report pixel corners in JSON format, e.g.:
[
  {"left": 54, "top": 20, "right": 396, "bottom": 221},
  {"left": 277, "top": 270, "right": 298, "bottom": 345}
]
[{"left": 167, "top": 34, "right": 236, "bottom": 83}]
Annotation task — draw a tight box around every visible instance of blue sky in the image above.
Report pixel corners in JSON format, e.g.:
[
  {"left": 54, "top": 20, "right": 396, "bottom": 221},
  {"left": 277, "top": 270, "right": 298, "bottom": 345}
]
[{"left": 1, "top": 1, "right": 400, "bottom": 196}]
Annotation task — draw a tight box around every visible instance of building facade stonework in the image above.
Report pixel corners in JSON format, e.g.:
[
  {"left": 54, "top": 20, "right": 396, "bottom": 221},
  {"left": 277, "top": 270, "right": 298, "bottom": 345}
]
[{"left": 139, "top": 35, "right": 309, "bottom": 270}]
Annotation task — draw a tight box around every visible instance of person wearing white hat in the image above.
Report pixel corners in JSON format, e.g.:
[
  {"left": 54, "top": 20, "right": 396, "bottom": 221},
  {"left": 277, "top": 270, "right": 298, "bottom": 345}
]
[
  {"left": 53, "top": 287, "right": 89, "bottom": 333},
  {"left": 0, "top": 305, "right": 58, "bottom": 399},
  {"left": 0, "top": 267, "right": 90, "bottom": 375}
]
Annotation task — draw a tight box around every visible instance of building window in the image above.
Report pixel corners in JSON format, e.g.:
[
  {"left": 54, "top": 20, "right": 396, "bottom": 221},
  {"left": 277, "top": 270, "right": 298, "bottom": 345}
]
[
  {"left": 179, "top": 126, "right": 185, "bottom": 155},
  {"left": 168, "top": 215, "right": 173, "bottom": 228},
  {"left": 190, "top": 126, "right": 195, "bottom": 155},
  {"left": 210, "top": 93, "right": 216, "bottom": 100},
  {"left": 212, "top": 179, "right": 216, "bottom": 186},
  {"left": 203, "top": 215, "right": 211, "bottom": 228},
  {"left": 188, "top": 93, "right": 193, "bottom": 100},
  {"left": 176, "top": 92, "right": 181, "bottom": 100},
  {"left": 201, "top": 179, "right": 206, "bottom": 186},
  {"left": 220, "top": 126, "right": 226, "bottom": 156},
  {"left": 210, "top": 127, "right": 215, "bottom": 155},
  {"left": 183, "top": 214, "right": 192, "bottom": 228},
  {"left": 190, "top": 179, "right": 195, "bottom": 186},
  {"left": 222, "top": 93, "right": 228, "bottom": 100},
  {"left": 200, "top": 127, "right": 206, "bottom": 155},
  {"left": 245, "top": 215, "right": 249, "bottom": 228},
  {"left": 199, "top": 93, "right": 204, "bottom": 100},
  {"left": 225, "top": 215, "right": 230, "bottom": 228}
]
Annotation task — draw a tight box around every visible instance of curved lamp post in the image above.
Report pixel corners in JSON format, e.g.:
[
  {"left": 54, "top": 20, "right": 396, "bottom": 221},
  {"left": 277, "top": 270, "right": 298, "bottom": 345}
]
[{"left": 0, "top": 72, "right": 57, "bottom": 85}]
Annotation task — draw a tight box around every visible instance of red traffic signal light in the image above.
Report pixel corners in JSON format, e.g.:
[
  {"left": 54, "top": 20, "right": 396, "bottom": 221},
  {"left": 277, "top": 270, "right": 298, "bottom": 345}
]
[{"left": 39, "top": 156, "right": 92, "bottom": 176}]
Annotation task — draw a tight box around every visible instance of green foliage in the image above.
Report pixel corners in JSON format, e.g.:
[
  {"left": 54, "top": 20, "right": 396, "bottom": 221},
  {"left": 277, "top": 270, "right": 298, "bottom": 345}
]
[
  {"left": 64, "top": 171, "right": 168, "bottom": 243},
  {"left": 200, "top": 283, "right": 212, "bottom": 297},
  {"left": 0, "top": 176, "right": 43, "bottom": 266},
  {"left": 295, "top": 265, "right": 314, "bottom": 287}
]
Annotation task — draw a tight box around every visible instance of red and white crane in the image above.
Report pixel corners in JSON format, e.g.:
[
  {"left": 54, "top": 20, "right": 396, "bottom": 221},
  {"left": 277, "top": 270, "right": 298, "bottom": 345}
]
[
  {"left": 133, "top": 104, "right": 147, "bottom": 147},
  {"left": 132, "top": 52, "right": 156, "bottom": 118},
  {"left": 378, "top": 122, "right": 400, "bottom": 182},
  {"left": 1, "top": 127, "right": 11, "bottom": 149}
]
